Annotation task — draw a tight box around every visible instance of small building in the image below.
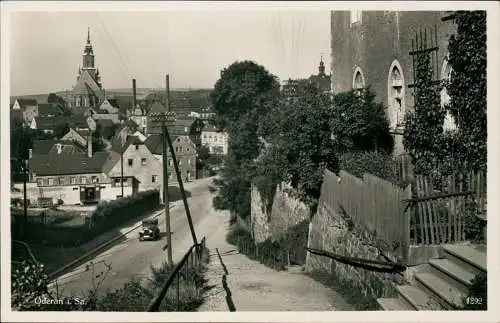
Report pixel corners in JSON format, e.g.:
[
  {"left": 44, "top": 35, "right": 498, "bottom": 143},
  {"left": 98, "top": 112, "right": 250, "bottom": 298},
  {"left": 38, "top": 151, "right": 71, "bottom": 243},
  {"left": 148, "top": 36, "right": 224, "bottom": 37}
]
[
  {"left": 144, "top": 134, "right": 197, "bottom": 182},
  {"left": 108, "top": 135, "right": 163, "bottom": 195},
  {"left": 99, "top": 98, "right": 120, "bottom": 114},
  {"left": 30, "top": 115, "right": 89, "bottom": 134},
  {"left": 28, "top": 150, "right": 132, "bottom": 205},
  {"left": 11, "top": 98, "right": 39, "bottom": 125},
  {"left": 38, "top": 103, "right": 65, "bottom": 117},
  {"left": 201, "top": 123, "right": 228, "bottom": 155},
  {"left": 61, "top": 128, "right": 90, "bottom": 148},
  {"left": 30, "top": 139, "right": 85, "bottom": 159}
]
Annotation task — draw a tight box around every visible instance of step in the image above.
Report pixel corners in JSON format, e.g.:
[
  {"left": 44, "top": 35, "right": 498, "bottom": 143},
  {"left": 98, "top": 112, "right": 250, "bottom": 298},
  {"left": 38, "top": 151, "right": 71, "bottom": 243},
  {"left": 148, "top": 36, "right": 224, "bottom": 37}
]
[
  {"left": 415, "top": 272, "right": 465, "bottom": 309},
  {"left": 376, "top": 297, "right": 411, "bottom": 311},
  {"left": 442, "top": 244, "right": 487, "bottom": 275},
  {"left": 429, "top": 258, "right": 475, "bottom": 295},
  {"left": 396, "top": 285, "right": 442, "bottom": 310}
]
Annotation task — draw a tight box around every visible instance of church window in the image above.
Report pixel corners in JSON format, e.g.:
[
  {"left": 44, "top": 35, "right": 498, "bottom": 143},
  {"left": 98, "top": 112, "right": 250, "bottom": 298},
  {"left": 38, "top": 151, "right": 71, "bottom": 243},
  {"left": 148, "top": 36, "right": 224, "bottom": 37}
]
[
  {"left": 387, "top": 60, "right": 405, "bottom": 129},
  {"left": 440, "top": 55, "right": 457, "bottom": 132},
  {"left": 352, "top": 66, "right": 366, "bottom": 94}
]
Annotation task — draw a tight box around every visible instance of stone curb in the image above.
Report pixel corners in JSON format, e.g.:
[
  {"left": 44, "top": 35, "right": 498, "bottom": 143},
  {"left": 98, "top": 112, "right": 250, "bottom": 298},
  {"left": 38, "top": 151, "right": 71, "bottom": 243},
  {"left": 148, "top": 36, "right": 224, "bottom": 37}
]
[{"left": 48, "top": 205, "right": 172, "bottom": 281}]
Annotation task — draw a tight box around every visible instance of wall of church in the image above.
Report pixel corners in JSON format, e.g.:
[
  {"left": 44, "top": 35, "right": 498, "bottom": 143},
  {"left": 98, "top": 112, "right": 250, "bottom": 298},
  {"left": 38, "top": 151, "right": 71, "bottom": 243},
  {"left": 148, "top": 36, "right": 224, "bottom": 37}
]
[{"left": 330, "top": 11, "right": 456, "bottom": 155}]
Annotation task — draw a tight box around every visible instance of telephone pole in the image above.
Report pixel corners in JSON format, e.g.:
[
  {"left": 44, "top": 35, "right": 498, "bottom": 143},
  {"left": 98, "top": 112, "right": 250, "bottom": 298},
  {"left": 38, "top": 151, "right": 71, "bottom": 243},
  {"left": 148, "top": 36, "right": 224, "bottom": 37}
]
[{"left": 163, "top": 75, "right": 173, "bottom": 265}]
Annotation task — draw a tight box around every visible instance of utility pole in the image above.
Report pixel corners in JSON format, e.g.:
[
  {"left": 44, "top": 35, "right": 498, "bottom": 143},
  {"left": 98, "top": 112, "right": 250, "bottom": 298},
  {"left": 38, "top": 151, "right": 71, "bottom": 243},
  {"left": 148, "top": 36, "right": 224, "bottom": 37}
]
[
  {"left": 23, "top": 159, "right": 28, "bottom": 239},
  {"left": 163, "top": 74, "right": 173, "bottom": 265}
]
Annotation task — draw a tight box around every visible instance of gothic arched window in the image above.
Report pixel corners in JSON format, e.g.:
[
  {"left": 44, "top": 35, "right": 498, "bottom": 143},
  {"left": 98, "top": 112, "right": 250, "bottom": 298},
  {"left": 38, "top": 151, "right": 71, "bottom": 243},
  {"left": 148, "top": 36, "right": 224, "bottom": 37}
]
[
  {"left": 352, "top": 66, "right": 366, "bottom": 91},
  {"left": 387, "top": 60, "right": 405, "bottom": 129}
]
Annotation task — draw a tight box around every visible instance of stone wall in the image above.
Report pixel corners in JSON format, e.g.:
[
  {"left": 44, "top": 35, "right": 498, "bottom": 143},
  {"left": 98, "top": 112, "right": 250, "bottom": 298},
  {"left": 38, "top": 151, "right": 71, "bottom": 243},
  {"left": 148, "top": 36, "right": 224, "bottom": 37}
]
[
  {"left": 305, "top": 178, "right": 399, "bottom": 309},
  {"left": 250, "top": 183, "right": 309, "bottom": 244}
]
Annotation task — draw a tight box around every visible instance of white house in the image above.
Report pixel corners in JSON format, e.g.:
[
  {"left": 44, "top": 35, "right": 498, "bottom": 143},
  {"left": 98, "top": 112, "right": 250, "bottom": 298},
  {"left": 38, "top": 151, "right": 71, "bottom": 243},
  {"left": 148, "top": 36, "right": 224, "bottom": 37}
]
[{"left": 201, "top": 123, "right": 228, "bottom": 155}]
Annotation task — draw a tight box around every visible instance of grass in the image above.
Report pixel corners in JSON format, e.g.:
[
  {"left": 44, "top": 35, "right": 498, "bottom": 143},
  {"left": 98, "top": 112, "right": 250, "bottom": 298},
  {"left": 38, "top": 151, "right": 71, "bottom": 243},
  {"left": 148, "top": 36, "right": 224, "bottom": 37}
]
[{"left": 87, "top": 245, "right": 211, "bottom": 312}]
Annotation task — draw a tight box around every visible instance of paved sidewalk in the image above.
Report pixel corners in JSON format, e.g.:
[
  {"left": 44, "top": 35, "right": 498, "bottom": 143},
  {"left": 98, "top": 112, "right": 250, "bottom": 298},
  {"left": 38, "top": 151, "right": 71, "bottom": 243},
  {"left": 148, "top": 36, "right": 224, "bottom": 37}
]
[{"left": 198, "top": 211, "right": 353, "bottom": 312}]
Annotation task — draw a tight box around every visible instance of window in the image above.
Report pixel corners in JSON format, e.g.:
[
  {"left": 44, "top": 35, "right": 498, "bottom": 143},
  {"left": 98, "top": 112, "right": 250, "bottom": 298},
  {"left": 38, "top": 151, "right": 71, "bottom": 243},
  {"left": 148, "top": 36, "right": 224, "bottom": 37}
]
[
  {"left": 81, "top": 176, "right": 88, "bottom": 184},
  {"left": 178, "top": 159, "right": 182, "bottom": 166},
  {"left": 387, "top": 60, "right": 405, "bottom": 129},
  {"left": 135, "top": 145, "right": 139, "bottom": 150},
  {"left": 92, "top": 176, "right": 99, "bottom": 183},
  {"left": 352, "top": 67, "right": 366, "bottom": 91},
  {"left": 187, "top": 148, "right": 190, "bottom": 152},
  {"left": 37, "top": 179, "right": 43, "bottom": 187},
  {"left": 184, "top": 126, "right": 188, "bottom": 133},
  {"left": 70, "top": 177, "right": 77, "bottom": 185},
  {"left": 114, "top": 178, "right": 121, "bottom": 184},
  {"left": 350, "top": 10, "right": 362, "bottom": 25},
  {"left": 128, "top": 159, "right": 133, "bottom": 166},
  {"left": 141, "top": 158, "right": 147, "bottom": 166},
  {"left": 48, "top": 178, "right": 55, "bottom": 186},
  {"left": 152, "top": 175, "right": 158, "bottom": 183},
  {"left": 188, "top": 158, "right": 191, "bottom": 165},
  {"left": 440, "top": 56, "right": 457, "bottom": 132},
  {"left": 175, "top": 147, "right": 179, "bottom": 153},
  {"left": 58, "top": 177, "right": 65, "bottom": 185}
]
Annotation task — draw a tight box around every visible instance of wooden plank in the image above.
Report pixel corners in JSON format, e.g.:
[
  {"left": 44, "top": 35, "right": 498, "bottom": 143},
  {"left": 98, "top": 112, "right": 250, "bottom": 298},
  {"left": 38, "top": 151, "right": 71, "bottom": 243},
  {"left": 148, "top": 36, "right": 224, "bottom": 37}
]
[
  {"left": 424, "top": 177, "right": 436, "bottom": 244},
  {"left": 447, "top": 175, "right": 453, "bottom": 242},
  {"left": 458, "top": 173, "right": 464, "bottom": 241},
  {"left": 417, "top": 176, "right": 428, "bottom": 245}
]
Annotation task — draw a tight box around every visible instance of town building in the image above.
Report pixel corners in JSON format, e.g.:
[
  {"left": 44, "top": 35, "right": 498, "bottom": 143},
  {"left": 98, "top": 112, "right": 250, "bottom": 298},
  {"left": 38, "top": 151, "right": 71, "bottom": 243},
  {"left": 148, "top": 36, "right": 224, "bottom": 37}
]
[
  {"left": 11, "top": 98, "right": 38, "bottom": 125},
  {"left": 144, "top": 134, "right": 197, "bottom": 182},
  {"left": 71, "top": 28, "right": 105, "bottom": 113},
  {"left": 128, "top": 105, "right": 148, "bottom": 135},
  {"left": 30, "top": 139, "right": 85, "bottom": 160},
  {"left": 30, "top": 115, "right": 90, "bottom": 135},
  {"left": 37, "top": 103, "right": 64, "bottom": 117},
  {"left": 108, "top": 135, "right": 163, "bottom": 196},
  {"left": 61, "top": 128, "right": 90, "bottom": 148},
  {"left": 330, "top": 10, "right": 457, "bottom": 156},
  {"left": 27, "top": 140, "right": 137, "bottom": 205},
  {"left": 282, "top": 57, "right": 332, "bottom": 97},
  {"left": 201, "top": 123, "right": 228, "bottom": 155}
]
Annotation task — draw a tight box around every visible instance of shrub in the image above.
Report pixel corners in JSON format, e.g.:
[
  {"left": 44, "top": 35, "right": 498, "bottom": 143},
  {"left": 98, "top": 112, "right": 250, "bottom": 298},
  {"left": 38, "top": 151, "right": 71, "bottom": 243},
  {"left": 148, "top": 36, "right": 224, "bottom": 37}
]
[{"left": 340, "top": 151, "right": 408, "bottom": 187}]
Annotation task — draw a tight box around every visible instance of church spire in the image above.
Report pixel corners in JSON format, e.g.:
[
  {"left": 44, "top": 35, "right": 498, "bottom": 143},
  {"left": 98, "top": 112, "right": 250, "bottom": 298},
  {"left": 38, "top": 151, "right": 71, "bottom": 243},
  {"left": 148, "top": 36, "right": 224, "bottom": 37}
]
[
  {"left": 318, "top": 54, "right": 326, "bottom": 76},
  {"left": 82, "top": 27, "right": 95, "bottom": 69}
]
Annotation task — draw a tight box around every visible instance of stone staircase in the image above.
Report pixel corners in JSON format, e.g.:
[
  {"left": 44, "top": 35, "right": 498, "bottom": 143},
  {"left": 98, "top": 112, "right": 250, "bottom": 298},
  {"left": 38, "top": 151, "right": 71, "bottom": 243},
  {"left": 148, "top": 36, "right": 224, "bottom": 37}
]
[{"left": 377, "top": 244, "right": 487, "bottom": 310}]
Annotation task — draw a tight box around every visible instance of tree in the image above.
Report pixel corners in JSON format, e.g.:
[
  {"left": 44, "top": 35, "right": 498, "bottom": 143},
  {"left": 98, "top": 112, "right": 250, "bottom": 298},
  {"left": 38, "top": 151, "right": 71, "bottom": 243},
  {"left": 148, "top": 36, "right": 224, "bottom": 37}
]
[
  {"left": 260, "top": 84, "right": 340, "bottom": 212},
  {"left": 48, "top": 93, "right": 72, "bottom": 116},
  {"left": 210, "top": 60, "right": 280, "bottom": 219},
  {"left": 446, "top": 11, "right": 487, "bottom": 171},
  {"left": 196, "top": 145, "right": 211, "bottom": 175},
  {"left": 332, "top": 87, "right": 393, "bottom": 154}
]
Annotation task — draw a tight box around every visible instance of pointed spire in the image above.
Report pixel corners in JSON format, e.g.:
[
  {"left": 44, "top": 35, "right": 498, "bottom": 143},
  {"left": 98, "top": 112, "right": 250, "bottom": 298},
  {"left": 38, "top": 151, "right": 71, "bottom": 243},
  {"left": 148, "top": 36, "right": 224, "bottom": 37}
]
[
  {"left": 87, "top": 26, "right": 90, "bottom": 43},
  {"left": 318, "top": 54, "right": 326, "bottom": 76}
]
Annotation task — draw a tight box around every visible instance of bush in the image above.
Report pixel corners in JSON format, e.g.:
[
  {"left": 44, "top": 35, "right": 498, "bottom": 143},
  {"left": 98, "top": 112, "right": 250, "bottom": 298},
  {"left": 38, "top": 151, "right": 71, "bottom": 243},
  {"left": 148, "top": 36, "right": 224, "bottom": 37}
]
[
  {"left": 226, "top": 220, "right": 310, "bottom": 271},
  {"left": 340, "top": 151, "right": 408, "bottom": 187}
]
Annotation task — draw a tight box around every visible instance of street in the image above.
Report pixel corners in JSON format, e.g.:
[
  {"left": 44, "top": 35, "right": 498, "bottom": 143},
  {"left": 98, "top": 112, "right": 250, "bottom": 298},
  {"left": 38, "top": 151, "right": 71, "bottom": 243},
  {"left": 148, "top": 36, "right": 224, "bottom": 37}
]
[{"left": 50, "top": 177, "right": 223, "bottom": 298}]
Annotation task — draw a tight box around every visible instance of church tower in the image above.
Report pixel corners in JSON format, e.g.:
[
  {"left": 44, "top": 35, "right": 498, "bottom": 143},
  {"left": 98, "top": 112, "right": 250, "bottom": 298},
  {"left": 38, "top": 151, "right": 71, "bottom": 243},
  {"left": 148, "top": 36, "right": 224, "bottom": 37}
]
[{"left": 72, "top": 27, "right": 104, "bottom": 112}]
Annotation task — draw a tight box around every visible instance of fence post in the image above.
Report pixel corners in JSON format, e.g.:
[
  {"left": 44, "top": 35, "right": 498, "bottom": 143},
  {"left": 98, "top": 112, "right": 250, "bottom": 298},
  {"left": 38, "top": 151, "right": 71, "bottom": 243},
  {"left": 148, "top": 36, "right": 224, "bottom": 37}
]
[
  {"left": 402, "top": 183, "right": 412, "bottom": 265},
  {"left": 176, "top": 275, "right": 180, "bottom": 311}
]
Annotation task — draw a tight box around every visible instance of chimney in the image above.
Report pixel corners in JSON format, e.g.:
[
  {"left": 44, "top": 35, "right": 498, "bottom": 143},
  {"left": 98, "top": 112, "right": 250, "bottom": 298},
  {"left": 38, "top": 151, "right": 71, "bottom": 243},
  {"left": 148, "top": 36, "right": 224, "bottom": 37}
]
[
  {"left": 87, "top": 133, "right": 93, "bottom": 158},
  {"left": 165, "top": 74, "right": 170, "bottom": 112},
  {"left": 132, "top": 79, "right": 137, "bottom": 111}
]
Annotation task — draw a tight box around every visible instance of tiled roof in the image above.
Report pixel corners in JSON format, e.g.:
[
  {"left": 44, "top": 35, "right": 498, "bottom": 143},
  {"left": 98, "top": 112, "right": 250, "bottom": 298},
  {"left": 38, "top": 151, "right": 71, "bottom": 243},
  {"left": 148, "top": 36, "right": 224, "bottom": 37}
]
[
  {"left": 32, "top": 139, "right": 85, "bottom": 156},
  {"left": 76, "top": 129, "right": 91, "bottom": 138},
  {"left": 38, "top": 103, "right": 63, "bottom": 117},
  {"left": 201, "top": 123, "right": 219, "bottom": 132},
  {"left": 96, "top": 118, "right": 114, "bottom": 129},
  {"left": 106, "top": 99, "right": 120, "bottom": 109},
  {"left": 15, "top": 98, "right": 38, "bottom": 108},
  {"left": 144, "top": 133, "right": 181, "bottom": 155},
  {"left": 34, "top": 116, "right": 88, "bottom": 131},
  {"left": 73, "top": 81, "right": 96, "bottom": 96},
  {"left": 148, "top": 102, "right": 167, "bottom": 115},
  {"left": 111, "top": 134, "right": 143, "bottom": 154},
  {"left": 29, "top": 151, "right": 120, "bottom": 176}
]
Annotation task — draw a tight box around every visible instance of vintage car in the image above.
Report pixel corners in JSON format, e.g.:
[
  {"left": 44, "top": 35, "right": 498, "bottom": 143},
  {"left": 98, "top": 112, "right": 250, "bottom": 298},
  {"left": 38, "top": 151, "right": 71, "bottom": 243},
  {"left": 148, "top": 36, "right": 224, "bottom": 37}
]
[{"left": 138, "top": 219, "right": 160, "bottom": 241}]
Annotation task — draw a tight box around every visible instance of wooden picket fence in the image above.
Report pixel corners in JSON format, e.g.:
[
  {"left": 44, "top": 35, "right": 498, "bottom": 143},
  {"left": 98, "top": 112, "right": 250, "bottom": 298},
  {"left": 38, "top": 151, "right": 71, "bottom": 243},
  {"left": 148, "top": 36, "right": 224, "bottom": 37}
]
[
  {"left": 408, "top": 170, "right": 486, "bottom": 245},
  {"left": 320, "top": 170, "right": 411, "bottom": 259}
]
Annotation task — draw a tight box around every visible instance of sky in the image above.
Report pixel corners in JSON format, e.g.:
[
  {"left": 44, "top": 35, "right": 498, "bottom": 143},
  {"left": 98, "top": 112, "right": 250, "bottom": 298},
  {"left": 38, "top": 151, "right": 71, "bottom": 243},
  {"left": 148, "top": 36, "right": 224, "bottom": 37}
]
[{"left": 9, "top": 10, "right": 331, "bottom": 96}]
